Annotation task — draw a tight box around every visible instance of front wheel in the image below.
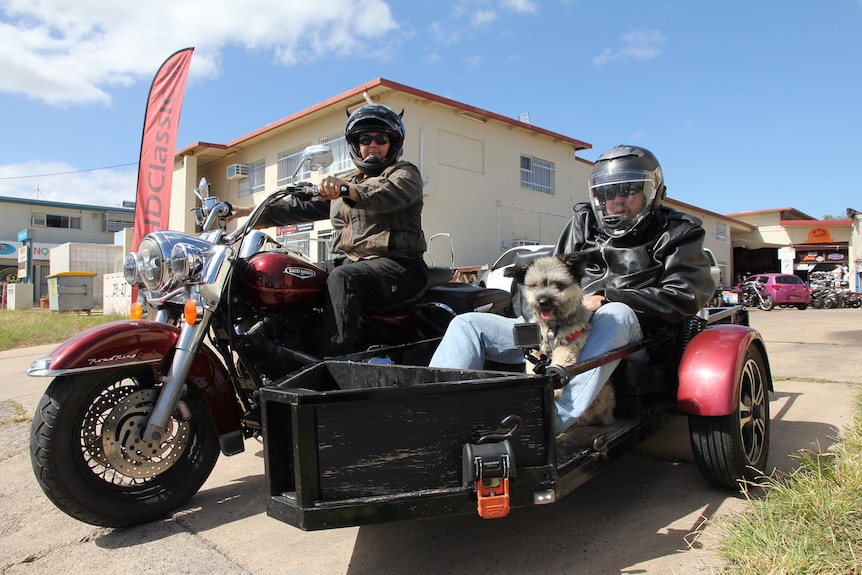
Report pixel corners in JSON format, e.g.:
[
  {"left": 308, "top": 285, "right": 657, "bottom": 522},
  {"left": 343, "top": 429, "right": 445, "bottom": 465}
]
[
  {"left": 30, "top": 367, "right": 221, "bottom": 527},
  {"left": 688, "top": 346, "right": 770, "bottom": 489},
  {"left": 758, "top": 295, "right": 774, "bottom": 311}
]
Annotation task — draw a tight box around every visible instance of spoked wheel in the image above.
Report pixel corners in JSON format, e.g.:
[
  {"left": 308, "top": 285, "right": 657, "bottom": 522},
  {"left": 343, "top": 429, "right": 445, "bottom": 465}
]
[
  {"left": 30, "top": 366, "right": 220, "bottom": 527},
  {"left": 758, "top": 295, "right": 774, "bottom": 311},
  {"left": 689, "top": 346, "right": 770, "bottom": 489}
]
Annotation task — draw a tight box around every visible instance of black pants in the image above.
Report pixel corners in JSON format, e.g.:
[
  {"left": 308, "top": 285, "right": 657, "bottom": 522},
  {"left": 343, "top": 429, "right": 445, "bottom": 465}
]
[{"left": 320, "top": 256, "right": 429, "bottom": 356}]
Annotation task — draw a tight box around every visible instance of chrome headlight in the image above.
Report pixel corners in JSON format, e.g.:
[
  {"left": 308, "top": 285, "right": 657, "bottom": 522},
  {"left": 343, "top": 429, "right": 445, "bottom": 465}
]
[
  {"left": 138, "top": 237, "right": 169, "bottom": 291},
  {"left": 123, "top": 231, "right": 215, "bottom": 293},
  {"left": 170, "top": 243, "right": 205, "bottom": 284},
  {"left": 123, "top": 252, "right": 142, "bottom": 285}
]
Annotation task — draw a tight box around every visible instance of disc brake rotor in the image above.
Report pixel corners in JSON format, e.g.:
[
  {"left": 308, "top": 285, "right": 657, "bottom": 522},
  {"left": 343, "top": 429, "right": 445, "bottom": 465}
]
[{"left": 102, "top": 389, "right": 191, "bottom": 479}]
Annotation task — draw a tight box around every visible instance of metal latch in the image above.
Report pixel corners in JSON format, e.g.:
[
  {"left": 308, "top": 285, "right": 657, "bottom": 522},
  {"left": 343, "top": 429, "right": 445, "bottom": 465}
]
[{"left": 461, "top": 415, "right": 520, "bottom": 519}]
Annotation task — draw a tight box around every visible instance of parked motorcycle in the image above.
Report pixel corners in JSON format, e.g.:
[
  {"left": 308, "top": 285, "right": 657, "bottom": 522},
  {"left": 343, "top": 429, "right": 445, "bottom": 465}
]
[
  {"left": 27, "top": 145, "right": 509, "bottom": 527},
  {"left": 737, "top": 279, "right": 774, "bottom": 311}
]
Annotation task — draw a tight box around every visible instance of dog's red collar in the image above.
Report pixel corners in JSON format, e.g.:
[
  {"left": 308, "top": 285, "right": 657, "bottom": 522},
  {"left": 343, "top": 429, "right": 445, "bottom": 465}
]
[{"left": 563, "top": 329, "right": 583, "bottom": 344}]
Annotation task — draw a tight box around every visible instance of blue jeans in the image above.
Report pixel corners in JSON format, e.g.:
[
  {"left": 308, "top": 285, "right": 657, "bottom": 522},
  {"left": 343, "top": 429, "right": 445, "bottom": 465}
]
[{"left": 428, "top": 302, "right": 644, "bottom": 433}]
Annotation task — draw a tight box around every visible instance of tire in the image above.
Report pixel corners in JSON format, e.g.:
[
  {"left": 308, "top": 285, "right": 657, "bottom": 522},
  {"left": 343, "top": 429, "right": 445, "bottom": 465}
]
[
  {"left": 30, "top": 367, "right": 221, "bottom": 527},
  {"left": 758, "top": 295, "right": 774, "bottom": 311},
  {"left": 688, "top": 346, "right": 770, "bottom": 489},
  {"left": 796, "top": 304, "right": 808, "bottom": 310}
]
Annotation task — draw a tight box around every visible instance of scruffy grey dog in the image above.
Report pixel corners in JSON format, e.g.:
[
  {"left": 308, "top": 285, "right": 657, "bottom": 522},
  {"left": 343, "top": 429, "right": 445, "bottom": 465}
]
[{"left": 505, "top": 254, "right": 615, "bottom": 425}]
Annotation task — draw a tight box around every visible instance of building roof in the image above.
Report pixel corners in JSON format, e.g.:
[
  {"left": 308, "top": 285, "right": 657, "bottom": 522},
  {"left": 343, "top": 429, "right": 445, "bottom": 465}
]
[
  {"left": 0, "top": 195, "right": 134, "bottom": 214},
  {"left": 726, "top": 207, "right": 816, "bottom": 221},
  {"left": 176, "top": 77, "right": 592, "bottom": 162}
]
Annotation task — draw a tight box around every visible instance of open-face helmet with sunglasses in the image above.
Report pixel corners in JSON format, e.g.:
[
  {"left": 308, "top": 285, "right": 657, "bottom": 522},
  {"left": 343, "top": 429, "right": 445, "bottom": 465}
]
[
  {"left": 588, "top": 145, "right": 666, "bottom": 237},
  {"left": 345, "top": 104, "right": 405, "bottom": 175}
]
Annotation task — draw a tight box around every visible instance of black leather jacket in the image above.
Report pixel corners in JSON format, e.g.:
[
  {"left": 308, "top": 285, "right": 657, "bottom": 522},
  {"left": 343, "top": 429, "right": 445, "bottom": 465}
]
[{"left": 552, "top": 202, "right": 715, "bottom": 326}]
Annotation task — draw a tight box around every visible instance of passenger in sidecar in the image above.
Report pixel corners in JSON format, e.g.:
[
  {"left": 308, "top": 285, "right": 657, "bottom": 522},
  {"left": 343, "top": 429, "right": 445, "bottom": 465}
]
[{"left": 429, "top": 144, "right": 716, "bottom": 433}]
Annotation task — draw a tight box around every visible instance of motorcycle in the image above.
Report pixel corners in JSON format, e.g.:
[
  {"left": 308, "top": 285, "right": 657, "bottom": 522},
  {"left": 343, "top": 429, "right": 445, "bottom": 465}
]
[
  {"left": 737, "top": 278, "right": 774, "bottom": 311},
  {"left": 27, "top": 145, "right": 510, "bottom": 528}
]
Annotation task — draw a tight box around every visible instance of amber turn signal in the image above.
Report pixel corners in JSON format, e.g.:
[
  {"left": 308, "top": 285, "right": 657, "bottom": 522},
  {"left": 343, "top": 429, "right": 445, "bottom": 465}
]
[{"left": 183, "top": 300, "right": 198, "bottom": 325}]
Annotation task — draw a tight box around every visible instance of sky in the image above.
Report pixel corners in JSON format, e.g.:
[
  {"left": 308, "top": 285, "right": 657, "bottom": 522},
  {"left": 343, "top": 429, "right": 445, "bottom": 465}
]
[{"left": 0, "top": 0, "right": 860, "bottom": 220}]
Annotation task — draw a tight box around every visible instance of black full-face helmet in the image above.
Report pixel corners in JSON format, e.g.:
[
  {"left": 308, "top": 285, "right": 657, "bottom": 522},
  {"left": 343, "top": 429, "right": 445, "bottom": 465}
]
[
  {"left": 345, "top": 104, "right": 405, "bottom": 175},
  {"left": 588, "top": 145, "right": 666, "bottom": 237}
]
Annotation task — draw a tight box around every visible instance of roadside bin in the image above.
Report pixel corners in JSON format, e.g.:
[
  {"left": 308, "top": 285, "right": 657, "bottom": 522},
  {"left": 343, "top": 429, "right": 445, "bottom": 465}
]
[{"left": 47, "top": 272, "right": 97, "bottom": 312}]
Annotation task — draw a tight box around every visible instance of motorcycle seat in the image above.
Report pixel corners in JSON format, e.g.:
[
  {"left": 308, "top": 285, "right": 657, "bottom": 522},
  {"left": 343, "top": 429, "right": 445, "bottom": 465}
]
[{"left": 365, "top": 266, "right": 454, "bottom": 315}]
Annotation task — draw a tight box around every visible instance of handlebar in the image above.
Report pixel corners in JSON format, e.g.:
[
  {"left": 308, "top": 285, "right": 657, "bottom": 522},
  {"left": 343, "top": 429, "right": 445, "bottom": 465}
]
[{"left": 223, "top": 183, "right": 321, "bottom": 244}]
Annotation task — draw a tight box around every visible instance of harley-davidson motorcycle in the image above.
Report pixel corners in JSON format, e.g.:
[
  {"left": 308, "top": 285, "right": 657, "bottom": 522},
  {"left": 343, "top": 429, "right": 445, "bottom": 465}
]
[{"left": 27, "top": 145, "right": 509, "bottom": 527}]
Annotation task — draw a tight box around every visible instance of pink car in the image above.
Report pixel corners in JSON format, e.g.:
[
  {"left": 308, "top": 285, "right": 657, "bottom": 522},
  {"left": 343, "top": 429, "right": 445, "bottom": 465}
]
[{"left": 746, "top": 273, "right": 811, "bottom": 310}]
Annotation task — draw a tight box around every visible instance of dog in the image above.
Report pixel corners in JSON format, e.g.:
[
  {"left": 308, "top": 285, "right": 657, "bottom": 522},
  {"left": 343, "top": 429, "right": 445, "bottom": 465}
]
[{"left": 505, "top": 254, "right": 615, "bottom": 426}]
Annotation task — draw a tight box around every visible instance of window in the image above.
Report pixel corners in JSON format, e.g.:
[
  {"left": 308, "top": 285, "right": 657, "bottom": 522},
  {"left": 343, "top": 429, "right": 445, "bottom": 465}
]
[
  {"left": 277, "top": 145, "right": 312, "bottom": 185},
  {"left": 319, "top": 133, "right": 353, "bottom": 175},
  {"left": 520, "top": 155, "right": 555, "bottom": 194},
  {"left": 715, "top": 223, "right": 728, "bottom": 241},
  {"left": 105, "top": 211, "right": 134, "bottom": 233},
  {"left": 32, "top": 213, "right": 82, "bottom": 229},
  {"left": 238, "top": 159, "right": 265, "bottom": 197}
]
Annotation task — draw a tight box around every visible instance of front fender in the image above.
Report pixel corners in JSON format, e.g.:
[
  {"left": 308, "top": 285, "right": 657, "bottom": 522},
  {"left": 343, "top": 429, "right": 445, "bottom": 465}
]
[
  {"left": 28, "top": 320, "right": 182, "bottom": 376},
  {"left": 676, "top": 324, "right": 770, "bottom": 416},
  {"left": 28, "top": 320, "right": 241, "bottom": 448}
]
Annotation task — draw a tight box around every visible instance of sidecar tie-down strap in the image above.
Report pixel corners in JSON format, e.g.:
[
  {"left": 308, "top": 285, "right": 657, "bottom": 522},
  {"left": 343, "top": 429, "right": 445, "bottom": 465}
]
[{"left": 462, "top": 416, "right": 520, "bottom": 519}]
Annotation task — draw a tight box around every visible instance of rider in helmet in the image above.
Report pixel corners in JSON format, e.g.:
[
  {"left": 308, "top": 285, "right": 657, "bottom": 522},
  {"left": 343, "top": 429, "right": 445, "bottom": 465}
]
[
  {"left": 232, "top": 103, "right": 428, "bottom": 357},
  {"left": 430, "top": 145, "right": 714, "bottom": 433},
  {"left": 588, "top": 145, "right": 665, "bottom": 238},
  {"left": 345, "top": 103, "right": 406, "bottom": 176}
]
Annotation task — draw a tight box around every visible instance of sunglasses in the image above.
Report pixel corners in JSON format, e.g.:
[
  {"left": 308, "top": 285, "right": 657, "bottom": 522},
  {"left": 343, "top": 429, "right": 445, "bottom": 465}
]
[
  {"left": 593, "top": 182, "right": 645, "bottom": 202},
  {"left": 357, "top": 134, "right": 391, "bottom": 146}
]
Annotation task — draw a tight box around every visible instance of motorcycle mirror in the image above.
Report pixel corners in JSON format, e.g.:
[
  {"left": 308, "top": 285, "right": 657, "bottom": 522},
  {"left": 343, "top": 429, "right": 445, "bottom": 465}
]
[
  {"left": 292, "top": 145, "right": 334, "bottom": 179},
  {"left": 194, "top": 177, "right": 210, "bottom": 201}
]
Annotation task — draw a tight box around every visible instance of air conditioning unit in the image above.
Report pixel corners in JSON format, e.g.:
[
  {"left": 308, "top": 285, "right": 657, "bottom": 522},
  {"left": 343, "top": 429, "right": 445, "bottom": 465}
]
[{"left": 226, "top": 164, "right": 249, "bottom": 180}]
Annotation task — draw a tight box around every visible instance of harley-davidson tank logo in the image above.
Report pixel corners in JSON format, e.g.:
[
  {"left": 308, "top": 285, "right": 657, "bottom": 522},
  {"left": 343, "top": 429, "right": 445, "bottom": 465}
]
[
  {"left": 284, "top": 267, "right": 317, "bottom": 279},
  {"left": 87, "top": 353, "right": 138, "bottom": 366}
]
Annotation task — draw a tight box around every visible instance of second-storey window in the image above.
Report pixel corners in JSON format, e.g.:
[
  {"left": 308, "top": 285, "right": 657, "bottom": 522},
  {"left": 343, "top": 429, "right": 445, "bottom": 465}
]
[{"left": 520, "top": 155, "right": 555, "bottom": 195}]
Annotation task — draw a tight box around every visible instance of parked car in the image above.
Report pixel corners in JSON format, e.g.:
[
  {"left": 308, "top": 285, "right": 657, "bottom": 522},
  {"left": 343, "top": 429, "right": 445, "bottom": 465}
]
[
  {"left": 703, "top": 248, "right": 723, "bottom": 289},
  {"left": 703, "top": 248, "right": 723, "bottom": 307},
  {"left": 476, "top": 244, "right": 553, "bottom": 291},
  {"left": 745, "top": 273, "right": 811, "bottom": 309}
]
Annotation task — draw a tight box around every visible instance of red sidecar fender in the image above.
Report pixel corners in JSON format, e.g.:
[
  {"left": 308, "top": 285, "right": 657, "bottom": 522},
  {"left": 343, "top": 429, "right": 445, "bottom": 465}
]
[
  {"left": 676, "top": 324, "right": 771, "bottom": 416},
  {"left": 28, "top": 320, "right": 182, "bottom": 376}
]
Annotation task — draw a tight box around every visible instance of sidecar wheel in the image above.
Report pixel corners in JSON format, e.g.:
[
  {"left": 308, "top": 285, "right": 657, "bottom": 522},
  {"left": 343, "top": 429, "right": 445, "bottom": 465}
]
[
  {"left": 30, "top": 367, "right": 220, "bottom": 527},
  {"left": 688, "top": 346, "right": 770, "bottom": 489}
]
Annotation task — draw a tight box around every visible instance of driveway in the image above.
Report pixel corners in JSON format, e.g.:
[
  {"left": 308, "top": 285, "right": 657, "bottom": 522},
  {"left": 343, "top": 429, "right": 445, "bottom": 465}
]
[{"left": 1, "top": 307, "right": 859, "bottom": 574}]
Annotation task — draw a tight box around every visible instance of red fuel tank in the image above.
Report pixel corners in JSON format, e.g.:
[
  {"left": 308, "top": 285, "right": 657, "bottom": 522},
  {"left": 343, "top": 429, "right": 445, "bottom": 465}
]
[{"left": 238, "top": 250, "right": 327, "bottom": 310}]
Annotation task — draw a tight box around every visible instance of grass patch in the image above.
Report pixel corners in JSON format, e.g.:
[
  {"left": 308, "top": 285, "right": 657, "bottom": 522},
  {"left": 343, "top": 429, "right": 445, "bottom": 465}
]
[
  {"left": 0, "top": 309, "right": 123, "bottom": 352},
  {"left": 706, "top": 391, "right": 862, "bottom": 574},
  {"left": 0, "top": 400, "right": 28, "bottom": 424}
]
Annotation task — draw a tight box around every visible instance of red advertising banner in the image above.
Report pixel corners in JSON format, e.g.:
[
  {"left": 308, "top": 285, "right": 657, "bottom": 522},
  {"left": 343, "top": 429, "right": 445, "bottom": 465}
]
[{"left": 132, "top": 47, "right": 195, "bottom": 250}]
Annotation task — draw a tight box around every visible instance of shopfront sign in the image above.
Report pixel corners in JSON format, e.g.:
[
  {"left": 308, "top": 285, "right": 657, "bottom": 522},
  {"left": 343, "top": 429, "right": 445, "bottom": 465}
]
[
  {"left": 0, "top": 240, "right": 53, "bottom": 262},
  {"left": 805, "top": 228, "right": 835, "bottom": 243},
  {"left": 0, "top": 242, "right": 54, "bottom": 261}
]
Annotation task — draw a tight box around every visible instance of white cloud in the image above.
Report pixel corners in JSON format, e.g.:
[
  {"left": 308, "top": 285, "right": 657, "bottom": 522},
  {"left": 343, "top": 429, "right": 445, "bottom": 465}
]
[
  {"left": 472, "top": 10, "right": 498, "bottom": 25},
  {"left": 593, "top": 30, "right": 667, "bottom": 67},
  {"left": 430, "top": 21, "right": 462, "bottom": 45},
  {"left": 502, "top": 0, "right": 538, "bottom": 13},
  {"left": 0, "top": 161, "right": 136, "bottom": 207},
  {"left": 0, "top": 0, "right": 398, "bottom": 106}
]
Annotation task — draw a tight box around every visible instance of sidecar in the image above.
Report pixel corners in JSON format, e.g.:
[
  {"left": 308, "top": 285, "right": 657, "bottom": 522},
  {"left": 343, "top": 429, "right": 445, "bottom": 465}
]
[{"left": 260, "top": 304, "right": 771, "bottom": 531}]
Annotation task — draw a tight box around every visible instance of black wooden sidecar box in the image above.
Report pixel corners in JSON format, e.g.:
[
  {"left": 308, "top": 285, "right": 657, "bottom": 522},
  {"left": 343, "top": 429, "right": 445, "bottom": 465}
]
[{"left": 260, "top": 360, "right": 554, "bottom": 531}]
